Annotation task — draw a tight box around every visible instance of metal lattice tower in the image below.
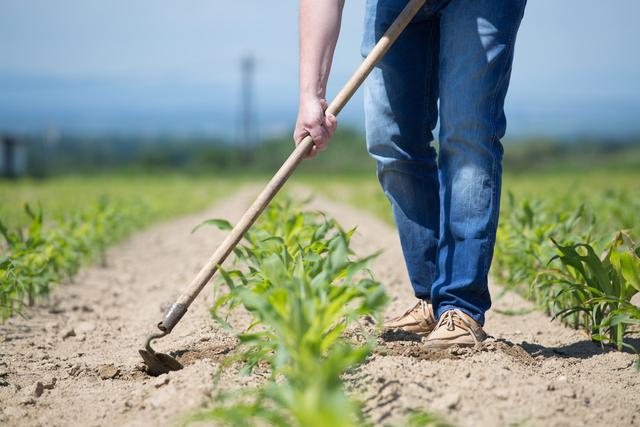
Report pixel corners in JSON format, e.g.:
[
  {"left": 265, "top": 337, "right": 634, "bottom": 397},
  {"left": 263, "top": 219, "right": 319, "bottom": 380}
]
[{"left": 240, "top": 54, "right": 256, "bottom": 152}]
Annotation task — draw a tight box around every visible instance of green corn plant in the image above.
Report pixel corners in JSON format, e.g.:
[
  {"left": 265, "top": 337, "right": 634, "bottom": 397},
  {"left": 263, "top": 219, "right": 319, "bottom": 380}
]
[
  {"left": 493, "top": 192, "right": 593, "bottom": 312},
  {"left": 189, "top": 199, "right": 389, "bottom": 427},
  {"left": 536, "top": 231, "right": 640, "bottom": 361}
]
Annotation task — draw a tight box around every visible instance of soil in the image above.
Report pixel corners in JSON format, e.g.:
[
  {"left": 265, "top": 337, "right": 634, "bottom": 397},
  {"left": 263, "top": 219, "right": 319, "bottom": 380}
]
[{"left": 1, "top": 185, "right": 639, "bottom": 427}]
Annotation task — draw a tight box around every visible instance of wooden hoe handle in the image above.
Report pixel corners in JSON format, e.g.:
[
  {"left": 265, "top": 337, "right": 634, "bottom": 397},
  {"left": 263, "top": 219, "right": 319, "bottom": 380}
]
[{"left": 157, "top": 0, "right": 427, "bottom": 333}]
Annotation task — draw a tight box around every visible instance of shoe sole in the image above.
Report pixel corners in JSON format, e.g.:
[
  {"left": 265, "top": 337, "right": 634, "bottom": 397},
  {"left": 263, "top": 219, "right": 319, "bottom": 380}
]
[{"left": 425, "top": 334, "right": 487, "bottom": 349}]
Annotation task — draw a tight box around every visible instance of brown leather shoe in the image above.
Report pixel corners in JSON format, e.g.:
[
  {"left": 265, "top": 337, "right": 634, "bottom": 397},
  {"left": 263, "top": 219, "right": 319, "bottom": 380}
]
[
  {"left": 425, "top": 309, "right": 487, "bottom": 348},
  {"left": 384, "top": 300, "right": 436, "bottom": 336}
]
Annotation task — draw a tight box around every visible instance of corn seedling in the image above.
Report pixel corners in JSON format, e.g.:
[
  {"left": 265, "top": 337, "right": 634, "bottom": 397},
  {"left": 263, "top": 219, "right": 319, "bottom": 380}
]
[
  {"left": 493, "top": 192, "right": 593, "bottom": 309},
  {"left": 189, "top": 199, "right": 389, "bottom": 427},
  {"left": 536, "top": 231, "right": 640, "bottom": 358}
]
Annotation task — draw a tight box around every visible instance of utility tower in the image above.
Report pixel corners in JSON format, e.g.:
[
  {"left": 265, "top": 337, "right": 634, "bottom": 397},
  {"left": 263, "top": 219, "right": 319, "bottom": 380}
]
[{"left": 240, "top": 54, "right": 256, "bottom": 155}]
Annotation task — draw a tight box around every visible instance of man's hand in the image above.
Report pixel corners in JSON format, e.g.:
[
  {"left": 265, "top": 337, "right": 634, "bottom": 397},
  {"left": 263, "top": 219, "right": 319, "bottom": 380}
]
[
  {"left": 296, "top": 0, "right": 344, "bottom": 158},
  {"left": 294, "top": 97, "right": 338, "bottom": 158}
]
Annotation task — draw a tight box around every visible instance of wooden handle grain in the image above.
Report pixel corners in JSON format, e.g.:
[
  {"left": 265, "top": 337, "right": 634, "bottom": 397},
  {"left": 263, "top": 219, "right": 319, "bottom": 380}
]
[{"left": 173, "top": 0, "right": 427, "bottom": 311}]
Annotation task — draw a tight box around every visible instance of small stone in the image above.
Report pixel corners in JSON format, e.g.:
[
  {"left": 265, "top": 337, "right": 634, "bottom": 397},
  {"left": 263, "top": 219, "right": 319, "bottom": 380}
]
[
  {"left": 494, "top": 389, "right": 510, "bottom": 400},
  {"left": 42, "top": 376, "right": 57, "bottom": 390},
  {"left": 32, "top": 382, "right": 44, "bottom": 397},
  {"left": 449, "top": 346, "right": 465, "bottom": 356},
  {"left": 434, "top": 392, "right": 460, "bottom": 411},
  {"left": 75, "top": 322, "right": 96, "bottom": 334},
  {"left": 147, "top": 384, "right": 178, "bottom": 409},
  {"left": 48, "top": 306, "right": 66, "bottom": 314},
  {"left": 4, "top": 406, "right": 27, "bottom": 417},
  {"left": 60, "top": 327, "right": 76, "bottom": 340},
  {"left": 98, "top": 365, "right": 120, "bottom": 380}
]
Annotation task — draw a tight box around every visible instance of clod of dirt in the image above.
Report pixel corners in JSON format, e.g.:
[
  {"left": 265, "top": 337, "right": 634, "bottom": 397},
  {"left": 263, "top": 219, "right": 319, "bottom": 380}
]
[
  {"left": 32, "top": 382, "right": 44, "bottom": 398},
  {"left": 72, "top": 304, "right": 94, "bottom": 313},
  {"left": 60, "top": 327, "right": 76, "bottom": 340},
  {"left": 42, "top": 377, "right": 57, "bottom": 390},
  {"left": 98, "top": 365, "right": 120, "bottom": 380},
  {"left": 448, "top": 345, "right": 472, "bottom": 356},
  {"left": 380, "top": 329, "right": 423, "bottom": 343},
  {"left": 174, "top": 344, "right": 234, "bottom": 366},
  {"left": 44, "top": 321, "right": 61, "bottom": 332},
  {"left": 153, "top": 375, "right": 170, "bottom": 388},
  {"left": 48, "top": 305, "right": 66, "bottom": 314},
  {"left": 479, "top": 338, "right": 538, "bottom": 366}
]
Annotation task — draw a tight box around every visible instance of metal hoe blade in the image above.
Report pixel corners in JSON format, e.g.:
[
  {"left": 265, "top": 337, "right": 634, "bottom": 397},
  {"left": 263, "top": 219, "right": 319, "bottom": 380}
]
[{"left": 139, "top": 331, "right": 183, "bottom": 376}]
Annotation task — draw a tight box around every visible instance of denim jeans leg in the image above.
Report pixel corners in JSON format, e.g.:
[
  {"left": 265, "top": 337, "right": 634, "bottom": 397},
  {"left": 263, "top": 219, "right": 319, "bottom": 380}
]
[
  {"left": 362, "top": 0, "right": 441, "bottom": 300},
  {"left": 431, "top": 0, "right": 527, "bottom": 325}
]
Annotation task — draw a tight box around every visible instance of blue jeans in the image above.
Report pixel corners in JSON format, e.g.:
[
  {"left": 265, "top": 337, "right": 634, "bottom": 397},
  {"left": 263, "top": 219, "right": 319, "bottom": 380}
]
[{"left": 362, "top": 0, "right": 526, "bottom": 325}]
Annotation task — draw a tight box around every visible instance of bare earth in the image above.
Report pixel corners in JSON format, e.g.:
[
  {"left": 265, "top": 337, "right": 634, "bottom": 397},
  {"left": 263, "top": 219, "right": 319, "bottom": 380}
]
[{"left": 1, "top": 186, "right": 639, "bottom": 427}]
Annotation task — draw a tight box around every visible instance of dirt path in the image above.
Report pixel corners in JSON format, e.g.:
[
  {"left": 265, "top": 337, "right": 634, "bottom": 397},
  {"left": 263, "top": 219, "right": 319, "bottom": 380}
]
[{"left": 1, "top": 186, "right": 639, "bottom": 427}]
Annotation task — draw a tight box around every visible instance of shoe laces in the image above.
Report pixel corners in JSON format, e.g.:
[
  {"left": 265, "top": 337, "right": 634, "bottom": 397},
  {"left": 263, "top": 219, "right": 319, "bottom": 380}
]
[
  {"left": 437, "top": 309, "right": 481, "bottom": 344},
  {"left": 416, "top": 300, "right": 429, "bottom": 317},
  {"left": 393, "top": 300, "right": 430, "bottom": 321}
]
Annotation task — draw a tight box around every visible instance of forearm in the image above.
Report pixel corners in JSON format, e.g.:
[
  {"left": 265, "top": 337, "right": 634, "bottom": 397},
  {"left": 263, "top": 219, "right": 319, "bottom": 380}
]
[{"left": 298, "top": 0, "right": 345, "bottom": 102}]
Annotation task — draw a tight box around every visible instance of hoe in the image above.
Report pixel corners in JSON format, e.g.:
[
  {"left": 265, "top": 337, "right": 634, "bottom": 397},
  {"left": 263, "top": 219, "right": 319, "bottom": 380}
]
[{"left": 140, "top": 0, "right": 427, "bottom": 375}]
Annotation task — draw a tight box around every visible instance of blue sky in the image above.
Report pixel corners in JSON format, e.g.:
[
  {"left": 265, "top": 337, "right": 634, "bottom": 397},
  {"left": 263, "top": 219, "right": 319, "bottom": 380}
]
[{"left": 1, "top": 0, "right": 639, "bottom": 138}]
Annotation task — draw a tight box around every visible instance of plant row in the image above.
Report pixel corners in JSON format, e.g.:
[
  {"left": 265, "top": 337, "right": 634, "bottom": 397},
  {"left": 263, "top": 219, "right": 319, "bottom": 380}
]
[
  {"left": 189, "top": 199, "right": 444, "bottom": 427},
  {"left": 0, "top": 198, "right": 149, "bottom": 320},
  {"left": 494, "top": 190, "right": 640, "bottom": 363}
]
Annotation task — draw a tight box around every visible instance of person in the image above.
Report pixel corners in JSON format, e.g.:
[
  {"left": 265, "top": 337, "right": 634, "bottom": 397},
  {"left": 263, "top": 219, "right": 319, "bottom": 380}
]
[{"left": 294, "top": 0, "right": 526, "bottom": 348}]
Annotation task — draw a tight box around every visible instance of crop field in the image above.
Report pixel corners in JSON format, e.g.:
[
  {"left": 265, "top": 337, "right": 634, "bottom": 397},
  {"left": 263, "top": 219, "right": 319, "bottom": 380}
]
[
  {"left": 1, "top": 168, "right": 639, "bottom": 426},
  {"left": 2, "top": 0, "right": 639, "bottom": 424},
  {"left": 0, "top": 175, "right": 238, "bottom": 319},
  {"left": 311, "top": 170, "right": 640, "bottom": 362}
]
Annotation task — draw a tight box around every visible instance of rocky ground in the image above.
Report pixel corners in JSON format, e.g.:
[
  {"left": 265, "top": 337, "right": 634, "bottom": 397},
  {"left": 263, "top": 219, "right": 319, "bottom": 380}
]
[{"left": 1, "top": 186, "right": 639, "bottom": 426}]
